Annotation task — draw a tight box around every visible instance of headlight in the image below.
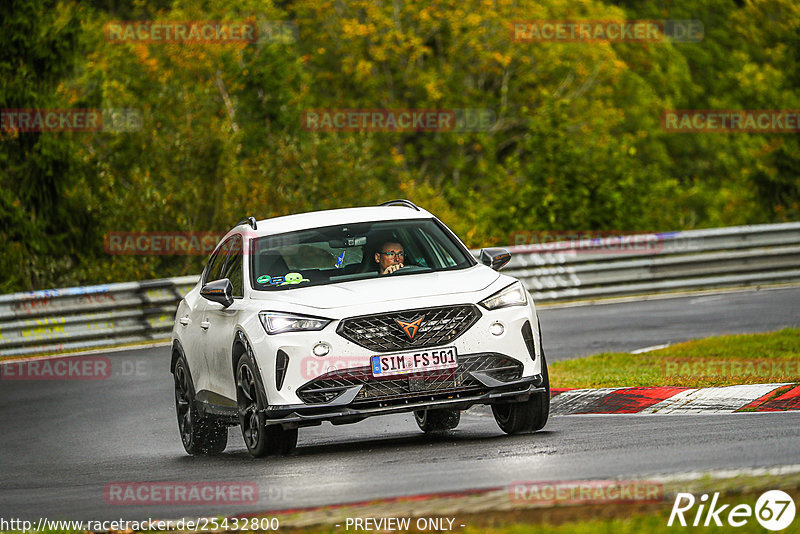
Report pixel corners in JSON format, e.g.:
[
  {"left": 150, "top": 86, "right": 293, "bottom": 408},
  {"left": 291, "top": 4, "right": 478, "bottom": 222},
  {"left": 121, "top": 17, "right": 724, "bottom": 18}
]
[
  {"left": 479, "top": 281, "right": 528, "bottom": 310},
  {"left": 259, "top": 312, "right": 332, "bottom": 335}
]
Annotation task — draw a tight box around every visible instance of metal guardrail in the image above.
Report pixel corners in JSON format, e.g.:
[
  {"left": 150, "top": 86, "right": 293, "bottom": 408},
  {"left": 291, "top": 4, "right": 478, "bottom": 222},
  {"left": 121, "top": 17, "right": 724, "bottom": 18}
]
[
  {"left": 504, "top": 222, "right": 800, "bottom": 302},
  {"left": 1, "top": 223, "right": 798, "bottom": 357},
  {"left": 0, "top": 277, "right": 197, "bottom": 357}
]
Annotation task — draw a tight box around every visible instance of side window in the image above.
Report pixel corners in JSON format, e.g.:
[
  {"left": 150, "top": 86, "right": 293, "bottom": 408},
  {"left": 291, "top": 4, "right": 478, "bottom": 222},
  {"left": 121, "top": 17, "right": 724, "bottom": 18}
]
[
  {"left": 419, "top": 229, "right": 455, "bottom": 267},
  {"left": 204, "top": 244, "right": 227, "bottom": 284},
  {"left": 221, "top": 235, "right": 243, "bottom": 298},
  {"left": 395, "top": 228, "right": 430, "bottom": 268}
]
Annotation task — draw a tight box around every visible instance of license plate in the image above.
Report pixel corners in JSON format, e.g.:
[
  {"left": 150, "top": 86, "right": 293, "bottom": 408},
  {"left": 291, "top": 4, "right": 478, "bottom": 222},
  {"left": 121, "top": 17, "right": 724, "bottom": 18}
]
[{"left": 371, "top": 346, "right": 458, "bottom": 378}]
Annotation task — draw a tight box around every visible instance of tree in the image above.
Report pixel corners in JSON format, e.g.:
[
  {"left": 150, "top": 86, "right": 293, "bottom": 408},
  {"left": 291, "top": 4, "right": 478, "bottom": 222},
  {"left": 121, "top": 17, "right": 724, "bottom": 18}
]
[{"left": 0, "top": 0, "right": 86, "bottom": 291}]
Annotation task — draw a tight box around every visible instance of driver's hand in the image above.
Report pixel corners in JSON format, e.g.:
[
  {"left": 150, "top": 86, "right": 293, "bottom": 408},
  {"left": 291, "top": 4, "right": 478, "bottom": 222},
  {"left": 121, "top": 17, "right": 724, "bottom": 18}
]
[{"left": 382, "top": 263, "right": 404, "bottom": 275}]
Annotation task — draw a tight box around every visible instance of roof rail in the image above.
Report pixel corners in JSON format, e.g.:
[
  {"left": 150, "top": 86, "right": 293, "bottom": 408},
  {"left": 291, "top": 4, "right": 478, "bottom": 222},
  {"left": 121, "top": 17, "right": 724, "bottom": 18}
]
[
  {"left": 232, "top": 216, "right": 258, "bottom": 231},
  {"left": 379, "top": 199, "right": 420, "bottom": 211}
]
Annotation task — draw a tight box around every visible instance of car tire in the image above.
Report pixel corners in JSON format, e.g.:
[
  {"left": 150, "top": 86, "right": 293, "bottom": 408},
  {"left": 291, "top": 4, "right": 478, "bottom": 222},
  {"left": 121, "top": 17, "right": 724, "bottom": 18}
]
[
  {"left": 173, "top": 356, "right": 228, "bottom": 455},
  {"left": 414, "top": 408, "right": 461, "bottom": 433},
  {"left": 491, "top": 328, "right": 550, "bottom": 434},
  {"left": 235, "top": 349, "right": 298, "bottom": 458}
]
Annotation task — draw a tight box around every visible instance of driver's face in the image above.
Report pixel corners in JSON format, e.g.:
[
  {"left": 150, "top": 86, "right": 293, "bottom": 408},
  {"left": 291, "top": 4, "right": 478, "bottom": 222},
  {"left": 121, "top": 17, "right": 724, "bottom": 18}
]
[{"left": 375, "top": 242, "right": 404, "bottom": 272}]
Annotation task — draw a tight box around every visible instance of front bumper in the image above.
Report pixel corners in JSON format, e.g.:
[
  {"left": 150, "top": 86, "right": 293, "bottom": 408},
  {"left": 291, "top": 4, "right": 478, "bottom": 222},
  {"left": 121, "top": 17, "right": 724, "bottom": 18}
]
[
  {"left": 244, "top": 298, "right": 542, "bottom": 407},
  {"left": 261, "top": 373, "right": 546, "bottom": 428}
]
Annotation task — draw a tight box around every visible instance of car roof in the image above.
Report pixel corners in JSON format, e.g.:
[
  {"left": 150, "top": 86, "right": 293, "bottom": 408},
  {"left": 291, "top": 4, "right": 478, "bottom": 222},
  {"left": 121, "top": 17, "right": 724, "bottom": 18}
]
[{"left": 230, "top": 205, "right": 435, "bottom": 240}]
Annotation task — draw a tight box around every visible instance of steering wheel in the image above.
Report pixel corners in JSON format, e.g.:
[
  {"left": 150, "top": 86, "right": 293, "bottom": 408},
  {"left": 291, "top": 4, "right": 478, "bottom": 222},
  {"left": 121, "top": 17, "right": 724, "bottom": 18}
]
[{"left": 389, "top": 264, "right": 428, "bottom": 274}]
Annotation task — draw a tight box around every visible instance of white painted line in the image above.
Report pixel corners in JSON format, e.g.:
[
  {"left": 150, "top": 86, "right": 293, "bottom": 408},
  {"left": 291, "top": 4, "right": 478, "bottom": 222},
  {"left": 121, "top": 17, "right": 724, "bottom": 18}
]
[
  {"left": 651, "top": 463, "right": 800, "bottom": 483},
  {"left": 564, "top": 410, "right": 800, "bottom": 417},
  {"left": 641, "top": 383, "right": 790, "bottom": 414},
  {"left": 631, "top": 344, "right": 670, "bottom": 354}
]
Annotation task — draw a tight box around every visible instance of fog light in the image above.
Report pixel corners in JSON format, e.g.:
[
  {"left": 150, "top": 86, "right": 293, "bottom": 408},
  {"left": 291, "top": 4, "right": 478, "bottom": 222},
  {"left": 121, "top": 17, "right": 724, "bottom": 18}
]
[
  {"left": 312, "top": 342, "right": 331, "bottom": 357},
  {"left": 490, "top": 322, "right": 505, "bottom": 336}
]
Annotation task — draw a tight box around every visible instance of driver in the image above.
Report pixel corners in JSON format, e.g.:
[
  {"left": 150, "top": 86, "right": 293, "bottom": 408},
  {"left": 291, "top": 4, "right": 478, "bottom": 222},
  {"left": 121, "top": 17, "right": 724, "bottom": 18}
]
[{"left": 375, "top": 241, "right": 405, "bottom": 275}]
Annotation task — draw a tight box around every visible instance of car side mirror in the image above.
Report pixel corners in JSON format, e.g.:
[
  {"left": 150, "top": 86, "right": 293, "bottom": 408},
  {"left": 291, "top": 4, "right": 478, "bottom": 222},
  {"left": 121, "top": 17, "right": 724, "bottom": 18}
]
[
  {"left": 200, "top": 278, "right": 234, "bottom": 308},
  {"left": 479, "top": 248, "right": 512, "bottom": 271}
]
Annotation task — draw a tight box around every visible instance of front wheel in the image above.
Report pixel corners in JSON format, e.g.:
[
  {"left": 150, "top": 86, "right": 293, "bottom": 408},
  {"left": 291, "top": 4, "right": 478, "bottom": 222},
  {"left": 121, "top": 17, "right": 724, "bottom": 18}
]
[
  {"left": 235, "top": 350, "right": 297, "bottom": 458},
  {"left": 414, "top": 408, "right": 460, "bottom": 433},
  {"left": 173, "top": 356, "right": 228, "bottom": 455},
  {"left": 492, "top": 350, "right": 550, "bottom": 434}
]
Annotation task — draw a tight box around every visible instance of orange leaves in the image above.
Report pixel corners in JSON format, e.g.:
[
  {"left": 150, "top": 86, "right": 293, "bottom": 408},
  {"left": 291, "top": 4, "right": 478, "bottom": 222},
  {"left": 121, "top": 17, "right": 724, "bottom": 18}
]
[
  {"left": 492, "top": 51, "right": 512, "bottom": 68},
  {"left": 341, "top": 19, "right": 373, "bottom": 38}
]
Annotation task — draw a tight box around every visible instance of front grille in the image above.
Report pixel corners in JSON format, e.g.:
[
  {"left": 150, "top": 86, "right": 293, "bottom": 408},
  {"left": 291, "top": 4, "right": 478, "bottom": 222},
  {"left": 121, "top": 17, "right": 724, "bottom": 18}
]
[
  {"left": 336, "top": 304, "right": 481, "bottom": 352},
  {"left": 296, "top": 353, "right": 522, "bottom": 405}
]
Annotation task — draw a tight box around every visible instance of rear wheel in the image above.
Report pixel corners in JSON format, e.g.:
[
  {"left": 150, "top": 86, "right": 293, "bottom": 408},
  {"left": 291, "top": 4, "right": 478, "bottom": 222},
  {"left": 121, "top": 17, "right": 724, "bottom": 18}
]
[
  {"left": 235, "top": 349, "right": 297, "bottom": 458},
  {"left": 492, "top": 335, "right": 550, "bottom": 434},
  {"left": 173, "top": 356, "right": 228, "bottom": 455},
  {"left": 414, "top": 408, "right": 461, "bottom": 433}
]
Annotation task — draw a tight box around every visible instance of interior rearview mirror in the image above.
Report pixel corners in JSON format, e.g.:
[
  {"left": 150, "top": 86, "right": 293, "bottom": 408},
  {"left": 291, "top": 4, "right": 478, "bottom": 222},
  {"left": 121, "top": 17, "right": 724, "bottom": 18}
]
[{"left": 328, "top": 236, "right": 367, "bottom": 248}]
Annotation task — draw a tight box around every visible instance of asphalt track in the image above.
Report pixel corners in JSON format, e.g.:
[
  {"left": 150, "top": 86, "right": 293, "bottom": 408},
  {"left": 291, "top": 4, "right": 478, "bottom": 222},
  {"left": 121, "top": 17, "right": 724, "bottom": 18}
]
[
  {"left": 541, "top": 286, "right": 800, "bottom": 361},
  {"left": 1, "top": 287, "right": 799, "bottom": 522}
]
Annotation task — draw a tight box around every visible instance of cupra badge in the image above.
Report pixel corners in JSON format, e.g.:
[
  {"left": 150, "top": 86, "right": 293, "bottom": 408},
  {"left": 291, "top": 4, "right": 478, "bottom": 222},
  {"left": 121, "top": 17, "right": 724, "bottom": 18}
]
[{"left": 395, "top": 316, "right": 424, "bottom": 339}]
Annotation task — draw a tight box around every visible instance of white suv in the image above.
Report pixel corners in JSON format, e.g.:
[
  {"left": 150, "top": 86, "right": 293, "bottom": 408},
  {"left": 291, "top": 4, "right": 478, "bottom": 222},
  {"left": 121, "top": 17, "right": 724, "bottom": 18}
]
[{"left": 171, "top": 200, "right": 550, "bottom": 457}]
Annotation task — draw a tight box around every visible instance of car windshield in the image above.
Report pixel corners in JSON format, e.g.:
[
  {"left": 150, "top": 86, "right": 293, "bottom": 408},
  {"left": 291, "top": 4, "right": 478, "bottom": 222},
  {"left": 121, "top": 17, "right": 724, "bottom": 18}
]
[{"left": 250, "top": 218, "right": 474, "bottom": 290}]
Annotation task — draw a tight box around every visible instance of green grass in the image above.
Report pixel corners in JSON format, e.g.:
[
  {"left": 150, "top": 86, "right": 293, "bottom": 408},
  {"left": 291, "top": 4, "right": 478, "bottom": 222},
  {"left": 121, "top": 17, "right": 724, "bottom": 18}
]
[
  {"left": 455, "top": 484, "right": 800, "bottom": 534},
  {"left": 455, "top": 508, "right": 761, "bottom": 534},
  {"left": 292, "top": 514, "right": 767, "bottom": 534},
  {"left": 13, "top": 477, "right": 799, "bottom": 534},
  {"left": 549, "top": 327, "right": 800, "bottom": 389},
  {"left": 454, "top": 498, "right": 783, "bottom": 534},
  {"left": 280, "top": 483, "right": 799, "bottom": 534}
]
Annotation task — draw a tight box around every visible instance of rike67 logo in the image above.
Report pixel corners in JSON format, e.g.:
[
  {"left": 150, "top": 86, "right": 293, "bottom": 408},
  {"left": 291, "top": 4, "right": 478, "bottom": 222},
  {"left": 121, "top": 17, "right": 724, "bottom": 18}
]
[{"left": 668, "top": 490, "right": 796, "bottom": 531}]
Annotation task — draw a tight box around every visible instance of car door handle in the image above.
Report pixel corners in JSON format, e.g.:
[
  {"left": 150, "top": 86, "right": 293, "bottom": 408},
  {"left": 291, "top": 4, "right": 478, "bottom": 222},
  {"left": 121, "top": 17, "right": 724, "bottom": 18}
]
[
  {"left": 200, "top": 320, "right": 210, "bottom": 330},
  {"left": 179, "top": 317, "right": 191, "bottom": 326}
]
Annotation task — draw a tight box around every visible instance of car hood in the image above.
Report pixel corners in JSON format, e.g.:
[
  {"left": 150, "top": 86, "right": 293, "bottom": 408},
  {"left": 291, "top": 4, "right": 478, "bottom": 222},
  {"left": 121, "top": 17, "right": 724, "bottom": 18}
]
[{"left": 249, "top": 266, "right": 501, "bottom": 310}]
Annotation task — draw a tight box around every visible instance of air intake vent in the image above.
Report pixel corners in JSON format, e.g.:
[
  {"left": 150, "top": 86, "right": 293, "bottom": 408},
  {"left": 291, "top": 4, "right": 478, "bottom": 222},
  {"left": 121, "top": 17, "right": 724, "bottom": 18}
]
[
  {"left": 275, "top": 350, "right": 289, "bottom": 390},
  {"left": 297, "top": 353, "right": 522, "bottom": 405},
  {"left": 521, "top": 320, "right": 536, "bottom": 361}
]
